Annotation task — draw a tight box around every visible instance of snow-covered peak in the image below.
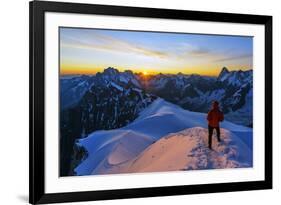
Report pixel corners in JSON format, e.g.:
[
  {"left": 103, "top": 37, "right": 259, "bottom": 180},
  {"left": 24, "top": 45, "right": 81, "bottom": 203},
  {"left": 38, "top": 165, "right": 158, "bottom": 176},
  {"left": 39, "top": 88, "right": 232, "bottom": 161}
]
[
  {"left": 217, "top": 68, "right": 253, "bottom": 86},
  {"left": 221, "top": 66, "right": 229, "bottom": 73},
  {"left": 95, "top": 67, "right": 142, "bottom": 88},
  {"left": 103, "top": 67, "right": 119, "bottom": 75},
  {"left": 217, "top": 67, "right": 230, "bottom": 81}
]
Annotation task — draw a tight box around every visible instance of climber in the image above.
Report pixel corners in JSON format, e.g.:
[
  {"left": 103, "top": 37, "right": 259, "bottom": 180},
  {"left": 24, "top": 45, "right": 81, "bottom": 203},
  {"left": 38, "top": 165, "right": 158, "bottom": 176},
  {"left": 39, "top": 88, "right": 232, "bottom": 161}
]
[{"left": 207, "top": 101, "right": 224, "bottom": 149}]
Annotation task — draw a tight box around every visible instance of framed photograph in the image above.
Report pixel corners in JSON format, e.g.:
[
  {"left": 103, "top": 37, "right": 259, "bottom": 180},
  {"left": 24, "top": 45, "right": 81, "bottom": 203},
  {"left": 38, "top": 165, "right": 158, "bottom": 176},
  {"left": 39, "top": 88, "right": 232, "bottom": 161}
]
[{"left": 29, "top": 1, "right": 272, "bottom": 204}]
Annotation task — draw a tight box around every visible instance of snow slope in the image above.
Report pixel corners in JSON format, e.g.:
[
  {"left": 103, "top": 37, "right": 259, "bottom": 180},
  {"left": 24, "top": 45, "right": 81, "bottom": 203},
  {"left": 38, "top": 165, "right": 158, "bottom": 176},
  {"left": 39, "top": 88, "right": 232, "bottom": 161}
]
[
  {"left": 75, "top": 130, "right": 154, "bottom": 175},
  {"left": 74, "top": 98, "right": 252, "bottom": 175},
  {"left": 107, "top": 127, "right": 252, "bottom": 174}
]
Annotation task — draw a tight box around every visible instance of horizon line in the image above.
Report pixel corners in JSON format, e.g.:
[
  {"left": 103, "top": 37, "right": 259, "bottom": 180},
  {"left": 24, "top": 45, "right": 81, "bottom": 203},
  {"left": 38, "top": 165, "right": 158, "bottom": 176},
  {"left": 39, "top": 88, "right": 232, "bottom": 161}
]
[{"left": 60, "top": 66, "right": 253, "bottom": 77}]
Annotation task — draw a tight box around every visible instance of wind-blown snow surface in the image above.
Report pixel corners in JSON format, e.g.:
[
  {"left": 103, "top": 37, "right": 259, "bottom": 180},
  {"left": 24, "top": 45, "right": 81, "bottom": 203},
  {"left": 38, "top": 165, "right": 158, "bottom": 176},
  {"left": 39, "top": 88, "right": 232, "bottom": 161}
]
[
  {"left": 74, "top": 98, "right": 252, "bottom": 175},
  {"left": 105, "top": 127, "right": 252, "bottom": 174}
]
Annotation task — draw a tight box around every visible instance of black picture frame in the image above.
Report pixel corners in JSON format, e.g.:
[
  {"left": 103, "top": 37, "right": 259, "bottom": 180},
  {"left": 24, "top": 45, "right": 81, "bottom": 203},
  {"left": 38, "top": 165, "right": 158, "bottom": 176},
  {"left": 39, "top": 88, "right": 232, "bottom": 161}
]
[{"left": 29, "top": 1, "right": 272, "bottom": 204}]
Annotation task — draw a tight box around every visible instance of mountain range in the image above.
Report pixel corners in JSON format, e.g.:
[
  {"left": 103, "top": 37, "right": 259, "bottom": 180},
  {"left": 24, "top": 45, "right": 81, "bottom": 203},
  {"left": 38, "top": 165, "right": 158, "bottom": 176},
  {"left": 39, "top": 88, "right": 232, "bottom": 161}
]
[{"left": 60, "top": 66, "right": 253, "bottom": 176}]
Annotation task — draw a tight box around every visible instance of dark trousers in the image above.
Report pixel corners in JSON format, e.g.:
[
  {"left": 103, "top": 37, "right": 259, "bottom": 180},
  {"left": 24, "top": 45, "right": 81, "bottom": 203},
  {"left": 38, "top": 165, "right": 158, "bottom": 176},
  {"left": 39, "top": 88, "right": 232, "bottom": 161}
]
[{"left": 208, "top": 125, "right": 221, "bottom": 149}]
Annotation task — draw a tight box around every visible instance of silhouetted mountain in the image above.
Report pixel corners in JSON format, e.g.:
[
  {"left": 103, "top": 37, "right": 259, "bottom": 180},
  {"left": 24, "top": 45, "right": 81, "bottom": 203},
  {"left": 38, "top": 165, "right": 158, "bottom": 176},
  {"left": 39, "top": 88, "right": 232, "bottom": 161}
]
[{"left": 217, "top": 66, "right": 230, "bottom": 81}]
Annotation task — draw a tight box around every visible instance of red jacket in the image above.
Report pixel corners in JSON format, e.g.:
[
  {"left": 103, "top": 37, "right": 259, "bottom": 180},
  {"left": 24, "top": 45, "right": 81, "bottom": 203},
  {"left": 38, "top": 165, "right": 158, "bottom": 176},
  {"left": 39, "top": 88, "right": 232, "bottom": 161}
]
[{"left": 207, "top": 108, "right": 224, "bottom": 127}]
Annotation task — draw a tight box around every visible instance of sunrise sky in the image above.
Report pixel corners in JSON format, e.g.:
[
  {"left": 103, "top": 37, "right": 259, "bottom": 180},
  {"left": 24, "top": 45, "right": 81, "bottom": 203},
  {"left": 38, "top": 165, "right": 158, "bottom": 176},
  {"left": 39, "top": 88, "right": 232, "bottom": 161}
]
[{"left": 60, "top": 27, "right": 253, "bottom": 76}]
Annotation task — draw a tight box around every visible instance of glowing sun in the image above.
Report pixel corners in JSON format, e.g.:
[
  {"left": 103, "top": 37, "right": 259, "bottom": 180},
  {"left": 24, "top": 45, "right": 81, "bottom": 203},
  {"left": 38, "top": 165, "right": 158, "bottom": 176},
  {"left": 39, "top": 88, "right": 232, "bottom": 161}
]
[{"left": 143, "top": 71, "right": 148, "bottom": 75}]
